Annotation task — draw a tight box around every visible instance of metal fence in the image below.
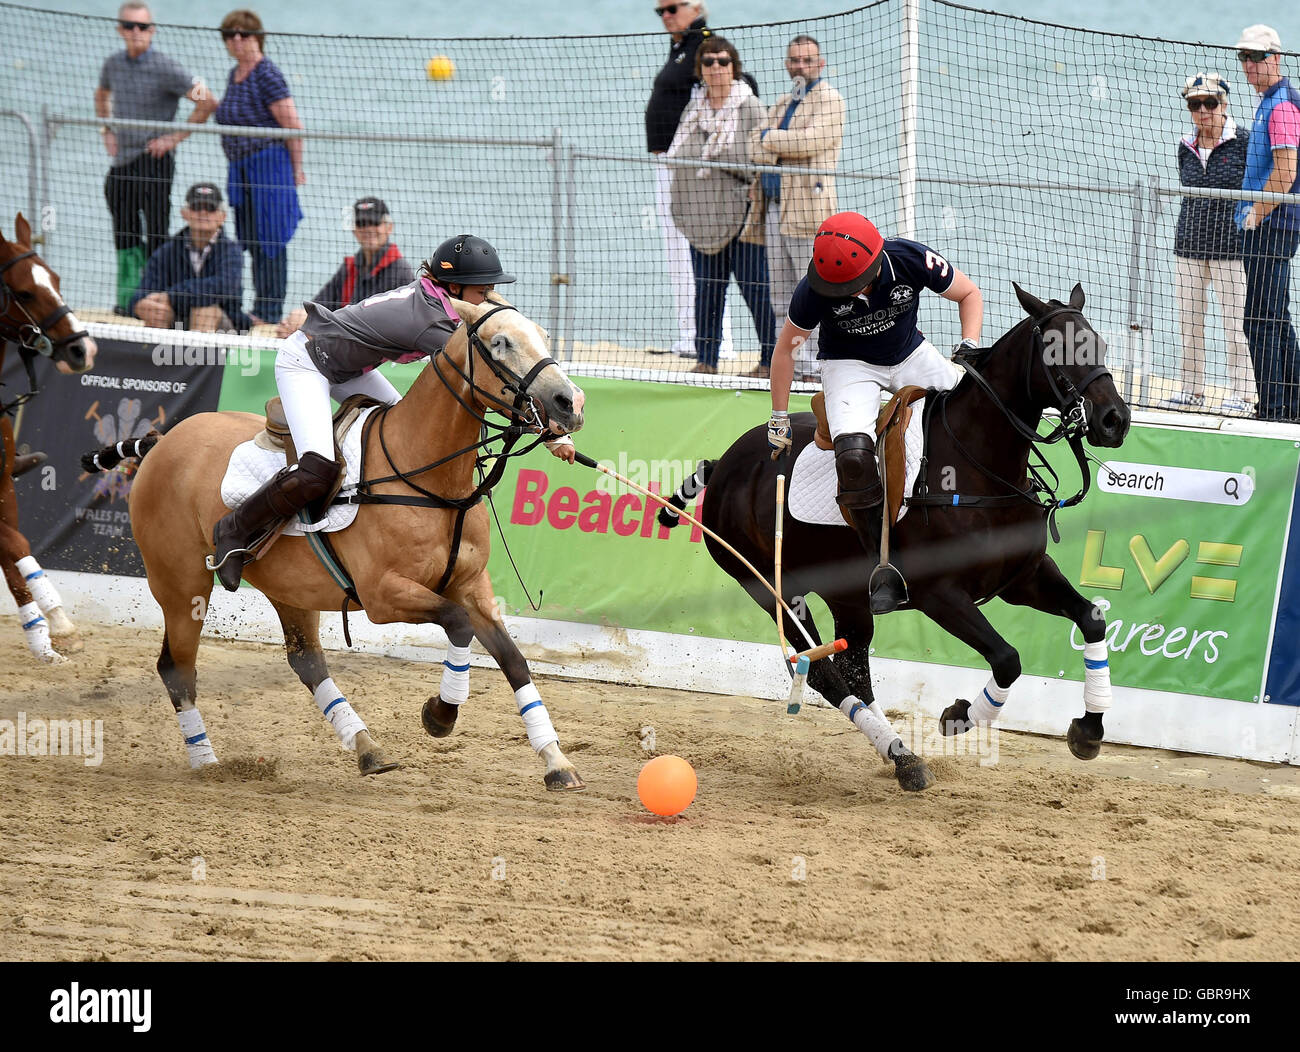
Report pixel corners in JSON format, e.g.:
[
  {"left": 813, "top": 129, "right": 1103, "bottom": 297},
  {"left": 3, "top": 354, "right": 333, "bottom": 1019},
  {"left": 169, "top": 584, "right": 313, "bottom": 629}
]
[{"left": 2, "top": 0, "right": 1299, "bottom": 416}]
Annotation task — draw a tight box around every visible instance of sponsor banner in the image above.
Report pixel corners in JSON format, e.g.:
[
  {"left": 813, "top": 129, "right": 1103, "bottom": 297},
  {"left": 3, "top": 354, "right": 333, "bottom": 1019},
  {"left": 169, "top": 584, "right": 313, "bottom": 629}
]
[{"left": 2, "top": 337, "right": 223, "bottom": 576}]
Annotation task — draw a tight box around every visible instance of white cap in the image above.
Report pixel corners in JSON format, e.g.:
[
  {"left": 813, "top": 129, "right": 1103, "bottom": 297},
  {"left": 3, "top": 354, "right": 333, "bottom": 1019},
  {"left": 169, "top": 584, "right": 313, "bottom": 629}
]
[
  {"left": 1236, "top": 24, "right": 1282, "bottom": 54},
  {"left": 1181, "top": 72, "right": 1230, "bottom": 99}
]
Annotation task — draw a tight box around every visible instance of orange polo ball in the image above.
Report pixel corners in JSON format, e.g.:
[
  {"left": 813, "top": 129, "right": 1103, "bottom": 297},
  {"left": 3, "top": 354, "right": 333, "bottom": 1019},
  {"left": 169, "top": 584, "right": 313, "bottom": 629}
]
[{"left": 638, "top": 755, "right": 697, "bottom": 816}]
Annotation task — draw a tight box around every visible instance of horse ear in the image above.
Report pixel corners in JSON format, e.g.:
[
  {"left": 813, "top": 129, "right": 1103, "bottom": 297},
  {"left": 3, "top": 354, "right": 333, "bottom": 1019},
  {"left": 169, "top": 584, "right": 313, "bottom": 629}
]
[
  {"left": 1013, "top": 282, "right": 1047, "bottom": 319},
  {"left": 14, "top": 212, "right": 31, "bottom": 247},
  {"left": 1068, "top": 283, "right": 1085, "bottom": 310}
]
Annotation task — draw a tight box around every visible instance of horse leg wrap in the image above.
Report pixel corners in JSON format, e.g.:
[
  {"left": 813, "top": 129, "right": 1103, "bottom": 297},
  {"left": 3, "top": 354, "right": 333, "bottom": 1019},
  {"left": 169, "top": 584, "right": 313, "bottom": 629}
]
[
  {"left": 314, "top": 677, "right": 366, "bottom": 751},
  {"left": 439, "top": 643, "right": 472, "bottom": 705},
  {"left": 833, "top": 433, "right": 884, "bottom": 509},
  {"left": 967, "top": 677, "right": 1011, "bottom": 723},
  {"left": 16, "top": 556, "right": 62, "bottom": 615},
  {"left": 1083, "top": 641, "right": 1113, "bottom": 714},
  {"left": 176, "top": 707, "right": 218, "bottom": 768},
  {"left": 515, "top": 682, "right": 559, "bottom": 753},
  {"left": 839, "top": 695, "right": 898, "bottom": 760},
  {"left": 18, "top": 601, "right": 57, "bottom": 663}
]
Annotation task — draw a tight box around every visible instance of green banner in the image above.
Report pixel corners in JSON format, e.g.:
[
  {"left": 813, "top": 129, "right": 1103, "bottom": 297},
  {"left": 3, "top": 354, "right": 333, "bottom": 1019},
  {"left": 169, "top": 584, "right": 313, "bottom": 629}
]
[{"left": 218, "top": 366, "right": 1298, "bottom": 704}]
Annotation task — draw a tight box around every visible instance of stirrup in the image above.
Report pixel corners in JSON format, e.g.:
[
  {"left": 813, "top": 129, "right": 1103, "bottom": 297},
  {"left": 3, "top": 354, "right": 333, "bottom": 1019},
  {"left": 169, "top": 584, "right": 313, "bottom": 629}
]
[
  {"left": 205, "top": 546, "right": 253, "bottom": 572},
  {"left": 869, "top": 563, "right": 908, "bottom": 614}
]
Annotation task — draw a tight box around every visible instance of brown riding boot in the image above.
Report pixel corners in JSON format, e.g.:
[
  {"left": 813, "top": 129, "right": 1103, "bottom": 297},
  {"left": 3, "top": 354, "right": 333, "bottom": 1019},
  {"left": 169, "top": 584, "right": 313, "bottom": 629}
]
[{"left": 209, "top": 451, "right": 341, "bottom": 592}]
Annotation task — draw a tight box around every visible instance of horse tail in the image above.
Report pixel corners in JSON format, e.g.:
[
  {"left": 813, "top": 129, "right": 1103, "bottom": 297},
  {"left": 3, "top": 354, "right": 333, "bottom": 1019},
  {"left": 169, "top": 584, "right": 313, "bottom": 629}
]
[
  {"left": 80, "top": 429, "right": 162, "bottom": 474},
  {"left": 657, "top": 459, "right": 715, "bottom": 529}
]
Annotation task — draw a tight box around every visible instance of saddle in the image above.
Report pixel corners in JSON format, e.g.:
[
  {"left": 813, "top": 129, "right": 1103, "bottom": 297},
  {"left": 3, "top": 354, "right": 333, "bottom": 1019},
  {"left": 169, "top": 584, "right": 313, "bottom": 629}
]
[{"left": 810, "top": 385, "right": 928, "bottom": 528}]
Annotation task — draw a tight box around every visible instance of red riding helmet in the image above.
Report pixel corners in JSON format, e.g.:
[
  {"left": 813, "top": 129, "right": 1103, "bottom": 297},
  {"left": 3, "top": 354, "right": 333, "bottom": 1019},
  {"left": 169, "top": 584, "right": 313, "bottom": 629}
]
[{"left": 807, "top": 212, "right": 884, "bottom": 297}]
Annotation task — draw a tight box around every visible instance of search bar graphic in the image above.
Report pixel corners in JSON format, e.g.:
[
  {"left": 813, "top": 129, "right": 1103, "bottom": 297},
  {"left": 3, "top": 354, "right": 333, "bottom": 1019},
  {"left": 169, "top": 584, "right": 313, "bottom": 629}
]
[{"left": 1096, "top": 461, "right": 1255, "bottom": 506}]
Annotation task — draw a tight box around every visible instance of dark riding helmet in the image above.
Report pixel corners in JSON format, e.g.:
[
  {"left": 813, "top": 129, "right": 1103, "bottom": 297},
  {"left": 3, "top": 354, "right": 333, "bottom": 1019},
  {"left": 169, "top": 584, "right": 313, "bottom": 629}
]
[
  {"left": 424, "top": 233, "right": 516, "bottom": 286},
  {"left": 807, "top": 212, "right": 884, "bottom": 297}
]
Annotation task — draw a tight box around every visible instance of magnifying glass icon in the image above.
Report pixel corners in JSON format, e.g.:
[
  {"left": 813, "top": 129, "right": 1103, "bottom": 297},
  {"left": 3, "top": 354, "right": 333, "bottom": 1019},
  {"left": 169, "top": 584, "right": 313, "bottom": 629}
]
[{"left": 1224, "top": 477, "right": 1240, "bottom": 500}]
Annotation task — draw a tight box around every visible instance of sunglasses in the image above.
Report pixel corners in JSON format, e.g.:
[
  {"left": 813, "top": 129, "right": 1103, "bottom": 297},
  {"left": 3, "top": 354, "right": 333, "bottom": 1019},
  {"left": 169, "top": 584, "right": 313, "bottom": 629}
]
[
  {"left": 1187, "top": 97, "right": 1221, "bottom": 111},
  {"left": 354, "top": 219, "right": 384, "bottom": 228},
  {"left": 701, "top": 55, "right": 732, "bottom": 68},
  {"left": 654, "top": 4, "right": 681, "bottom": 15},
  {"left": 118, "top": 20, "right": 153, "bottom": 31},
  {"left": 1238, "top": 50, "right": 1271, "bottom": 63},
  {"left": 188, "top": 202, "right": 220, "bottom": 213},
  {"left": 221, "top": 29, "right": 257, "bottom": 40}
]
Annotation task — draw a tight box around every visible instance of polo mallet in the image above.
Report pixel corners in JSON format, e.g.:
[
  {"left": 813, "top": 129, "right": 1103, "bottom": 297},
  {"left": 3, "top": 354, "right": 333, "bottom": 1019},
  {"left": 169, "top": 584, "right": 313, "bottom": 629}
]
[
  {"left": 572, "top": 451, "right": 816, "bottom": 653},
  {"left": 869, "top": 430, "right": 904, "bottom": 602},
  {"left": 775, "top": 472, "right": 804, "bottom": 714},
  {"left": 787, "top": 655, "right": 810, "bottom": 715}
]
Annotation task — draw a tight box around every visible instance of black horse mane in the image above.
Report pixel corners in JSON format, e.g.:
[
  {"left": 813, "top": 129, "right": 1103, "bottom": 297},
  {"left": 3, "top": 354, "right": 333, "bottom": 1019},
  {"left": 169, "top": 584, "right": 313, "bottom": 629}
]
[{"left": 957, "top": 298, "right": 1075, "bottom": 380}]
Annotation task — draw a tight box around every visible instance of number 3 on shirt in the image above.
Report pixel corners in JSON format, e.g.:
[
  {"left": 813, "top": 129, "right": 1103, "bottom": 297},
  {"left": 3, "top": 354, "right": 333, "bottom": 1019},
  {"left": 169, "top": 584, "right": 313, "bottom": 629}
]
[{"left": 925, "top": 250, "right": 950, "bottom": 277}]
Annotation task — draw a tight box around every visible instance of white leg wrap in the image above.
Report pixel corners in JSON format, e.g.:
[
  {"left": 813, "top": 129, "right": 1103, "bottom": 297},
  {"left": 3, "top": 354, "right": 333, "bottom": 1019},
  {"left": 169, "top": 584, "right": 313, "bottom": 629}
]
[
  {"left": 1083, "top": 640, "right": 1113, "bottom": 714},
  {"left": 18, "top": 601, "right": 59, "bottom": 663},
  {"left": 515, "top": 682, "right": 559, "bottom": 753},
  {"left": 439, "top": 643, "right": 472, "bottom": 705},
  {"left": 16, "top": 556, "right": 61, "bottom": 613},
  {"left": 177, "top": 707, "right": 219, "bottom": 768},
  {"left": 839, "top": 695, "right": 898, "bottom": 760},
  {"left": 967, "top": 677, "right": 1011, "bottom": 724},
  {"left": 314, "top": 678, "right": 366, "bottom": 751}
]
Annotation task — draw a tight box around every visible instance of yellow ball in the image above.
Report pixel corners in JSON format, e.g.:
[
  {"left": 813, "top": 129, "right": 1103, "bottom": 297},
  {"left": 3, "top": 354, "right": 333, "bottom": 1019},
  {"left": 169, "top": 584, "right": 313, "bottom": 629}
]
[{"left": 426, "top": 55, "right": 455, "bottom": 81}]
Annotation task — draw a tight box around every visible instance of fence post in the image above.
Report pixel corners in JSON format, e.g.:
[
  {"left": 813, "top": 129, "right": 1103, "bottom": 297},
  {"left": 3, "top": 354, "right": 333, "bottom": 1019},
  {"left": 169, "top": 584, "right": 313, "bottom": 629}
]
[
  {"left": 1138, "top": 173, "right": 1162, "bottom": 408},
  {"left": 549, "top": 127, "right": 565, "bottom": 360},
  {"left": 562, "top": 143, "right": 577, "bottom": 366},
  {"left": 898, "top": 0, "right": 920, "bottom": 239},
  {"left": 38, "top": 106, "right": 56, "bottom": 252},
  {"left": 1125, "top": 178, "right": 1145, "bottom": 405}
]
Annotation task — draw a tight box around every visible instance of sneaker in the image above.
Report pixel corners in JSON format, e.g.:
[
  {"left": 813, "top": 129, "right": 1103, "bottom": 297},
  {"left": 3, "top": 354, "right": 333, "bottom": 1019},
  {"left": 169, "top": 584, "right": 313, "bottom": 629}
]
[
  {"left": 1156, "top": 392, "right": 1205, "bottom": 410},
  {"left": 1221, "top": 398, "right": 1256, "bottom": 417},
  {"left": 672, "top": 339, "right": 696, "bottom": 358}
]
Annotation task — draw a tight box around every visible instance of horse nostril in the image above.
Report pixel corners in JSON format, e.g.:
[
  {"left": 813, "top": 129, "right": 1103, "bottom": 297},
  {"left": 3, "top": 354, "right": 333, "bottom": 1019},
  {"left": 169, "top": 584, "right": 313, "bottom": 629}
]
[{"left": 555, "top": 394, "right": 573, "bottom": 416}]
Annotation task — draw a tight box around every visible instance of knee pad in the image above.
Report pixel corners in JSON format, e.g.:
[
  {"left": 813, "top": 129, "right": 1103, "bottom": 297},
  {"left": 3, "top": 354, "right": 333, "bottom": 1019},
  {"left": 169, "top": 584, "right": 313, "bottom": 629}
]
[{"left": 833, "top": 433, "right": 883, "bottom": 509}]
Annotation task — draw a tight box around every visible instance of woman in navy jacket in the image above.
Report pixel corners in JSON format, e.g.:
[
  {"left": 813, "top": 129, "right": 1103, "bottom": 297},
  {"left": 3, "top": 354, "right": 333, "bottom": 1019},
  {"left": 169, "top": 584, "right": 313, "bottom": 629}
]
[{"left": 1169, "top": 72, "right": 1257, "bottom": 414}]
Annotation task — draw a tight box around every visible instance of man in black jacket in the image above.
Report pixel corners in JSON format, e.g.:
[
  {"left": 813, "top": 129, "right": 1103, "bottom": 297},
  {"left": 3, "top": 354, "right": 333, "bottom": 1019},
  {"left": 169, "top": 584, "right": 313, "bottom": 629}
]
[{"left": 645, "top": 2, "right": 741, "bottom": 359}]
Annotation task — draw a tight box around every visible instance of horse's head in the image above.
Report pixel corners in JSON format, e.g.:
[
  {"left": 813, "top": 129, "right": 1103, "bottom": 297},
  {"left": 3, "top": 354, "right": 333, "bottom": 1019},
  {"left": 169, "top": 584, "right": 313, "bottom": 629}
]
[
  {"left": 449, "top": 293, "right": 584, "bottom": 436},
  {"left": 0, "top": 214, "right": 97, "bottom": 374},
  {"left": 1013, "top": 282, "right": 1129, "bottom": 448}
]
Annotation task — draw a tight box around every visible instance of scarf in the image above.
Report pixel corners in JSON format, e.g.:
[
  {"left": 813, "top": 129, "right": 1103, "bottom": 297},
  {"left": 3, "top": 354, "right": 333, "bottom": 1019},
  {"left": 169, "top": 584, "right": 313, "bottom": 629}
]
[{"left": 667, "top": 78, "right": 755, "bottom": 178}]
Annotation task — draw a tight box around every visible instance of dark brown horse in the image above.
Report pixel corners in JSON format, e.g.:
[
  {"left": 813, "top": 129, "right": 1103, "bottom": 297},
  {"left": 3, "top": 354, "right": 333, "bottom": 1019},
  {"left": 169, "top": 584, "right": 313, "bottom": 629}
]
[
  {"left": 676, "top": 284, "right": 1131, "bottom": 781},
  {"left": 1, "top": 215, "right": 98, "bottom": 661}
]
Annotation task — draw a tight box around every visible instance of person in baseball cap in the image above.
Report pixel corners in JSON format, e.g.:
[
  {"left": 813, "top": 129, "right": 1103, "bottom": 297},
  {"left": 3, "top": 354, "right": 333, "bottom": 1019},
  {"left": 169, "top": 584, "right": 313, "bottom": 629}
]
[
  {"left": 185, "top": 182, "right": 223, "bottom": 210},
  {"left": 1236, "top": 23, "right": 1300, "bottom": 421},
  {"left": 276, "top": 195, "right": 415, "bottom": 338},
  {"left": 765, "top": 210, "right": 985, "bottom": 613}
]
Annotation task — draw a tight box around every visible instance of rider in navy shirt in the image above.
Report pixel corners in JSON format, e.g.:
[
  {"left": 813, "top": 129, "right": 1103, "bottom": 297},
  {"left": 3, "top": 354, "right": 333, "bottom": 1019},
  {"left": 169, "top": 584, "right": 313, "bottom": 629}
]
[{"left": 767, "top": 212, "right": 984, "bottom": 613}]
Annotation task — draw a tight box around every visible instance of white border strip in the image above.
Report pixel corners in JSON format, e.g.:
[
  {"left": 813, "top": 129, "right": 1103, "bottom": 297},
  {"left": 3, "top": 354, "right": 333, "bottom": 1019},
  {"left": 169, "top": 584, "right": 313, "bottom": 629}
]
[{"left": 4, "top": 570, "right": 1295, "bottom": 765}]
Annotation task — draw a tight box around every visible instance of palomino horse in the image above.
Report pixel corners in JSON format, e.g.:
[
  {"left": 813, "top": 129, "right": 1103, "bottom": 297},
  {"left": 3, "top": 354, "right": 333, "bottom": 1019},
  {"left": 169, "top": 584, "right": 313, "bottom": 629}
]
[
  {"left": 1, "top": 214, "right": 97, "bottom": 662},
  {"left": 675, "top": 284, "right": 1131, "bottom": 778},
  {"left": 124, "top": 295, "right": 588, "bottom": 788}
]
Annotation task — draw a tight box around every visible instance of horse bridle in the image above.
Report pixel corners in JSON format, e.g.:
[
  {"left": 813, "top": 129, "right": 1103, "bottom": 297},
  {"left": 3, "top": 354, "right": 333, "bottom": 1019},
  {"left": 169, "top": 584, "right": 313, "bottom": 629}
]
[
  {"left": 0, "top": 249, "right": 91, "bottom": 415},
  {"left": 0, "top": 250, "right": 89, "bottom": 359}
]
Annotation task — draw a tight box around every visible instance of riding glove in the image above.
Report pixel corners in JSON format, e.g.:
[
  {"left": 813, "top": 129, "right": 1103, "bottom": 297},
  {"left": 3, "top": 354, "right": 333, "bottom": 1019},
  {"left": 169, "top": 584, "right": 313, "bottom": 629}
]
[
  {"left": 952, "top": 337, "right": 978, "bottom": 357},
  {"left": 767, "top": 410, "right": 792, "bottom": 460}
]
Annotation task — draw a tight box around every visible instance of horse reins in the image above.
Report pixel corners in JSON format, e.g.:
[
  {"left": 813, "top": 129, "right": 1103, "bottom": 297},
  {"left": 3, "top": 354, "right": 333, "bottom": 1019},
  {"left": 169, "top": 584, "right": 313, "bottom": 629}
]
[
  {"left": 909, "top": 305, "right": 1112, "bottom": 543},
  {"left": 326, "top": 302, "right": 567, "bottom": 624}
]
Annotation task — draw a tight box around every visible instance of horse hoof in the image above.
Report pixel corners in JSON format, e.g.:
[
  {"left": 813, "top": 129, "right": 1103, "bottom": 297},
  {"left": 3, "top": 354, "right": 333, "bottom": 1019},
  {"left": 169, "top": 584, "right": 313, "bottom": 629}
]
[
  {"left": 421, "top": 696, "right": 458, "bottom": 738},
  {"left": 50, "top": 633, "right": 84, "bottom": 656},
  {"left": 355, "top": 731, "right": 400, "bottom": 776},
  {"left": 1067, "top": 717, "right": 1103, "bottom": 760},
  {"left": 939, "top": 699, "right": 973, "bottom": 736},
  {"left": 544, "top": 767, "right": 586, "bottom": 792},
  {"left": 893, "top": 747, "right": 935, "bottom": 792}
]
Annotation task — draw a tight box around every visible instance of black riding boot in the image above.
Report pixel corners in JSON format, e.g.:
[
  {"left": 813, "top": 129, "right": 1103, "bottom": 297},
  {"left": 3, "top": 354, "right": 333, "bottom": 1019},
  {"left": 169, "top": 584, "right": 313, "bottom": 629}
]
[
  {"left": 209, "top": 451, "right": 341, "bottom": 592},
  {"left": 834, "top": 433, "right": 909, "bottom": 615}
]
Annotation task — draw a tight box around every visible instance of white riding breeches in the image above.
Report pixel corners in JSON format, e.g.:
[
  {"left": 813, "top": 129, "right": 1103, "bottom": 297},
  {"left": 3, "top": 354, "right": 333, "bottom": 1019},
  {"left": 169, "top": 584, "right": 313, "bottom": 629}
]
[
  {"left": 275, "top": 330, "right": 402, "bottom": 461},
  {"left": 821, "top": 340, "right": 962, "bottom": 440}
]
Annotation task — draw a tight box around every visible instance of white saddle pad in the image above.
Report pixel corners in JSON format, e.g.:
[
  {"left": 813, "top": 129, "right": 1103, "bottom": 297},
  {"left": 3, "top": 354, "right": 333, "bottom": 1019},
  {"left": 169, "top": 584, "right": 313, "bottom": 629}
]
[
  {"left": 788, "top": 398, "right": 925, "bottom": 527},
  {"left": 218, "top": 406, "right": 379, "bottom": 535}
]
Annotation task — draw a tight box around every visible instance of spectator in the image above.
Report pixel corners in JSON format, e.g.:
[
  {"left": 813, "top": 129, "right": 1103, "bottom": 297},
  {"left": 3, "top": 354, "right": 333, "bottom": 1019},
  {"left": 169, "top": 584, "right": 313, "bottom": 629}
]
[
  {"left": 667, "top": 36, "right": 775, "bottom": 375},
  {"left": 277, "top": 197, "right": 415, "bottom": 338},
  {"left": 1236, "top": 24, "right": 1300, "bottom": 422},
  {"left": 213, "top": 9, "right": 304, "bottom": 326},
  {"left": 645, "top": 1, "right": 735, "bottom": 361},
  {"left": 1165, "top": 73, "right": 1256, "bottom": 415},
  {"left": 96, "top": 3, "right": 216, "bottom": 314},
  {"left": 745, "top": 34, "right": 845, "bottom": 381},
  {"left": 129, "top": 182, "right": 247, "bottom": 332}
]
